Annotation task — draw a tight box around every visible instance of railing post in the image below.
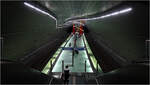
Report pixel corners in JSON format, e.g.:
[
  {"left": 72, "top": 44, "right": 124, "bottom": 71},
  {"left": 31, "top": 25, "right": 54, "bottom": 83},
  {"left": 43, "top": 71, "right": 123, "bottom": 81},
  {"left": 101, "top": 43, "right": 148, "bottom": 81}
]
[
  {"left": 50, "top": 60, "right": 52, "bottom": 72},
  {"left": 62, "top": 60, "right": 64, "bottom": 73},
  {"left": 85, "top": 60, "right": 86, "bottom": 72},
  {"left": 72, "top": 53, "right": 74, "bottom": 66},
  {"left": 97, "top": 61, "right": 98, "bottom": 72}
]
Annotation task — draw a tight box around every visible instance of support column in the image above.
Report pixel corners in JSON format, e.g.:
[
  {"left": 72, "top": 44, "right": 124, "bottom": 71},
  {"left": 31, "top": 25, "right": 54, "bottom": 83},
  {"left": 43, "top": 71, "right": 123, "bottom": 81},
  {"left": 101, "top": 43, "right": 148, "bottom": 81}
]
[{"left": 85, "top": 60, "right": 86, "bottom": 72}]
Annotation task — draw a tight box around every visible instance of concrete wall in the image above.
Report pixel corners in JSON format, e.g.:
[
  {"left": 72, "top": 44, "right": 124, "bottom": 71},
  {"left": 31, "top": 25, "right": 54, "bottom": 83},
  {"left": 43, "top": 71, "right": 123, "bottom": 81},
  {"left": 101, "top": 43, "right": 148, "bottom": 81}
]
[
  {"left": 1, "top": 1, "right": 68, "bottom": 70},
  {"left": 86, "top": 2, "right": 149, "bottom": 72}
]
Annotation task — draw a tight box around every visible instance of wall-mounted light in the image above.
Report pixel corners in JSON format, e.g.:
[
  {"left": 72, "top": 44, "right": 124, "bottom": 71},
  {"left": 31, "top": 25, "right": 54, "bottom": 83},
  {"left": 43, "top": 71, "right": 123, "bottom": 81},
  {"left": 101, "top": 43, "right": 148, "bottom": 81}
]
[
  {"left": 24, "top": 2, "right": 56, "bottom": 20},
  {"left": 81, "top": 7, "right": 132, "bottom": 21},
  {"left": 99, "top": 8, "right": 132, "bottom": 19},
  {"left": 24, "top": 2, "right": 59, "bottom": 29}
]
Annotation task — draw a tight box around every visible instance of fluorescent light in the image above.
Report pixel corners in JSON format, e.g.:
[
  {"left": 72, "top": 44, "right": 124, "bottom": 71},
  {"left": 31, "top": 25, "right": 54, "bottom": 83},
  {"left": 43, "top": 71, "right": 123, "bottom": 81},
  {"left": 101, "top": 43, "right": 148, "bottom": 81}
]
[
  {"left": 24, "top": 2, "right": 56, "bottom": 20},
  {"left": 79, "top": 7, "right": 132, "bottom": 21},
  {"left": 119, "top": 8, "right": 132, "bottom": 13}
]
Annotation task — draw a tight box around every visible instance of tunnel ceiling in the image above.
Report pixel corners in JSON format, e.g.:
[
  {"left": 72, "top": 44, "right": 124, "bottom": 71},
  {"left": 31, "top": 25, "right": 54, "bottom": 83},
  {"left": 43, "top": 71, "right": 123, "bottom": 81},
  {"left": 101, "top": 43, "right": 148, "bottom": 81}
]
[{"left": 38, "top": 1, "right": 122, "bottom": 22}]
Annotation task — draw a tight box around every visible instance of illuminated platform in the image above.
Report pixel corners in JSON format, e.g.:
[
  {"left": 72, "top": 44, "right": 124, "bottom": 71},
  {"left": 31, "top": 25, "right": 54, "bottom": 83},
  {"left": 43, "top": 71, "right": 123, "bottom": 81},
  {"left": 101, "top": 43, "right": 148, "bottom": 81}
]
[{"left": 52, "top": 35, "right": 93, "bottom": 72}]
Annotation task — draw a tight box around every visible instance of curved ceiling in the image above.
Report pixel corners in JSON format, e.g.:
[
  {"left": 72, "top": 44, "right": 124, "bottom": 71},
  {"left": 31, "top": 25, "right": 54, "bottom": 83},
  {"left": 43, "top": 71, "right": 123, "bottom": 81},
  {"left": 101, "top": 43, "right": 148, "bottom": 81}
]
[{"left": 39, "top": 1, "right": 122, "bottom": 23}]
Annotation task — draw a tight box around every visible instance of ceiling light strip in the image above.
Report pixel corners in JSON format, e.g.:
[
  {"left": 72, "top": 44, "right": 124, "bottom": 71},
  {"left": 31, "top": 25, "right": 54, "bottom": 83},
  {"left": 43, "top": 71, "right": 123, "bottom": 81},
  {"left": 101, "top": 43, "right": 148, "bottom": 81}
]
[
  {"left": 81, "top": 7, "right": 132, "bottom": 21},
  {"left": 24, "top": 2, "right": 56, "bottom": 20}
]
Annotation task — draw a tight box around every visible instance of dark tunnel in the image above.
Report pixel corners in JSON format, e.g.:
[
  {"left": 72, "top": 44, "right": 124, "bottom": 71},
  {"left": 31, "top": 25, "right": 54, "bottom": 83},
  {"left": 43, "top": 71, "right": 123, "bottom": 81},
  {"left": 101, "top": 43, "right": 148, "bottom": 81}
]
[{"left": 1, "top": 1, "right": 149, "bottom": 84}]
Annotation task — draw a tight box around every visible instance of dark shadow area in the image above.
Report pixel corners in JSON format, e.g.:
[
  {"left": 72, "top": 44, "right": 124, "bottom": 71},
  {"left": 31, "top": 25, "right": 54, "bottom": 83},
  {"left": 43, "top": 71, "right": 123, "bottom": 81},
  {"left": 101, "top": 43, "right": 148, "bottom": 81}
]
[
  {"left": 1, "top": 59, "right": 51, "bottom": 84},
  {"left": 96, "top": 64, "right": 149, "bottom": 84}
]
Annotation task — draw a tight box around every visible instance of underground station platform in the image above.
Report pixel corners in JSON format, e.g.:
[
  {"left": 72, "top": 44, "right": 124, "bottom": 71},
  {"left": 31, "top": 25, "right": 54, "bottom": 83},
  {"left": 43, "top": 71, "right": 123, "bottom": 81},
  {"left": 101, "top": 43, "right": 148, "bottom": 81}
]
[{"left": 1, "top": 1, "right": 149, "bottom": 84}]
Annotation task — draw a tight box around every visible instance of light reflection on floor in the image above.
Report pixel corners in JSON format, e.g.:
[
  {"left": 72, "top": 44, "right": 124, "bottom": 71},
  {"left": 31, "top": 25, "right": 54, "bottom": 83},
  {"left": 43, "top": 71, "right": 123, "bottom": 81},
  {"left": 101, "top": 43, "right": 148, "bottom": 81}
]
[{"left": 52, "top": 35, "right": 93, "bottom": 72}]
